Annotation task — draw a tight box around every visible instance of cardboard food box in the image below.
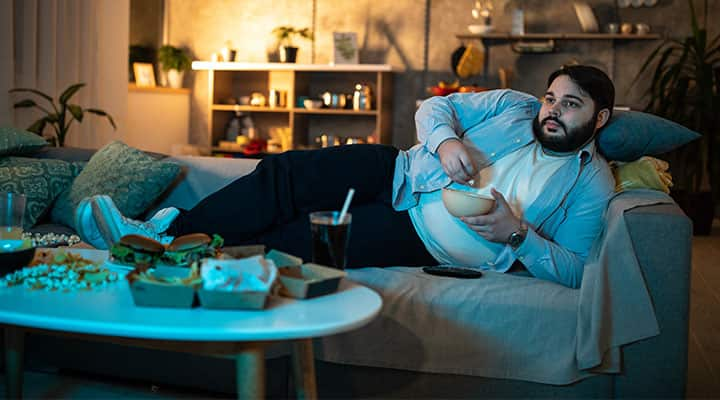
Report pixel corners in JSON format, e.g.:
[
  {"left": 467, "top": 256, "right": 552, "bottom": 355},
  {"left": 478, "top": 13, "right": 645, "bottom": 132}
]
[
  {"left": 128, "top": 266, "right": 200, "bottom": 308},
  {"left": 197, "top": 256, "right": 277, "bottom": 310},
  {"left": 266, "top": 249, "right": 303, "bottom": 268},
  {"left": 221, "top": 245, "right": 266, "bottom": 259},
  {"left": 197, "top": 289, "right": 268, "bottom": 310},
  {"left": 278, "top": 263, "right": 347, "bottom": 299}
]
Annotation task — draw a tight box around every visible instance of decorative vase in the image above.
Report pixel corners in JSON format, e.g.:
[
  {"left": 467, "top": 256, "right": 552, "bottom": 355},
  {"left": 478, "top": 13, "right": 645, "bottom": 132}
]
[
  {"left": 279, "top": 46, "right": 298, "bottom": 63},
  {"left": 167, "top": 69, "right": 184, "bottom": 89}
]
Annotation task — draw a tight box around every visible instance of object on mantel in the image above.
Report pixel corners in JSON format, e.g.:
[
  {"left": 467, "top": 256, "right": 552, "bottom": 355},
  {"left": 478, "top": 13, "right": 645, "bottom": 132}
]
[{"left": 511, "top": 40, "right": 556, "bottom": 54}]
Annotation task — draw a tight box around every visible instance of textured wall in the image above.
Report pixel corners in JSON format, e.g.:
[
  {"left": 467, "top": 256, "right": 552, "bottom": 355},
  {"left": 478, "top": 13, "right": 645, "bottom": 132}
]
[{"left": 163, "top": 0, "right": 719, "bottom": 150}]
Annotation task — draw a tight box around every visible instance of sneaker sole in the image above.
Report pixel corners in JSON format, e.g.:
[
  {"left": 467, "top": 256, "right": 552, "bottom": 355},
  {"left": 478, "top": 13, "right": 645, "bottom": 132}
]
[
  {"left": 74, "top": 198, "right": 104, "bottom": 249},
  {"left": 91, "top": 196, "right": 123, "bottom": 247}
]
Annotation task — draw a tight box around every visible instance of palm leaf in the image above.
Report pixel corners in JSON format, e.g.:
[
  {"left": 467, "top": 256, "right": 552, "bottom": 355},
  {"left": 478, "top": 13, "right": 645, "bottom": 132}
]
[
  {"left": 67, "top": 104, "right": 83, "bottom": 122},
  {"left": 86, "top": 108, "right": 117, "bottom": 129},
  {"left": 13, "top": 99, "right": 37, "bottom": 109},
  {"left": 26, "top": 118, "right": 47, "bottom": 135},
  {"left": 8, "top": 88, "right": 53, "bottom": 103},
  {"left": 59, "top": 83, "right": 85, "bottom": 105}
]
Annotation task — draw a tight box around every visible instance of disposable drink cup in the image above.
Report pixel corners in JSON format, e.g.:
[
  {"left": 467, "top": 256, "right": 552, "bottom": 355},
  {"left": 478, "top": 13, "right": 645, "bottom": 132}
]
[
  {"left": 0, "top": 192, "right": 26, "bottom": 252},
  {"left": 309, "top": 211, "right": 352, "bottom": 270}
]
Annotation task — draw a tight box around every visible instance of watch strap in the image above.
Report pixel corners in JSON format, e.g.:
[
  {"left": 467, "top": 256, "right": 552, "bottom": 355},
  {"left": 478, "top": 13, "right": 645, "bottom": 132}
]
[{"left": 508, "top": 222, "right": 528, "bottom": 250}]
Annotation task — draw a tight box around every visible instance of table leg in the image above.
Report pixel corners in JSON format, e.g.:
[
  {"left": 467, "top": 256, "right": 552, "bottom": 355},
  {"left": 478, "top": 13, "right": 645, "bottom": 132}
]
[
  {"left": 235, "top": 345, "right": 265, "bottom": 400},
  {"left": 4, "top": 327, "right": 24, "bottom": 399},
  {"left": 292, "top": 339, "right": 317, "bottom": 400}
]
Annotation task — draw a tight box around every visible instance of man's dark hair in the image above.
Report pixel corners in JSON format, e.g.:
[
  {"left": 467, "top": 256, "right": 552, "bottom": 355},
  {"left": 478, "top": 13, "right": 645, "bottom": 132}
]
[{"left": 547, "top": 65, "right": 615, "bottom": 119}]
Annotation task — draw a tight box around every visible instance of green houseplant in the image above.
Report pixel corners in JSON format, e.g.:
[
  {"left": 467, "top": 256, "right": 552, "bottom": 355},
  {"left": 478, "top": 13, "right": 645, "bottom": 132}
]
[
  {"left": 9, "top": 83, "right": 116, "bottom": 147},
  {"left": 272, "top": 26, "right": 313, "bottom": 63},
  {"left": 157, "top": 45, "right": 191, "bottom": 88},
  {"left": 633, "top": 0, "right": 719, "bottom": 234}
]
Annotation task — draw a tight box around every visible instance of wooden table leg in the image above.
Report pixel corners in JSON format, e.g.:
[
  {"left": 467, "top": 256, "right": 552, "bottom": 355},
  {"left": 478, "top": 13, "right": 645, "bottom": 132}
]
[
  {"left": 235, "top": 344, "right": 265, "bottom": 400},
  {"left": 4, "top": 327, "right": 24, "bottom": 399},
  {"left": 292, "top": 339, "right": 317, "bottom": 400}
]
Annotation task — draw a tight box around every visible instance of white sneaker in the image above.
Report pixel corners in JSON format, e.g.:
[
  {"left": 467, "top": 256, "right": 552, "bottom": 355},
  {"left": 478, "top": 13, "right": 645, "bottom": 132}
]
[
  {"left": 74, "top": 197, "right": 107, "bottom": 249},
  {"left": 82, "top": 195, "right": 179, "bottom": 249}
]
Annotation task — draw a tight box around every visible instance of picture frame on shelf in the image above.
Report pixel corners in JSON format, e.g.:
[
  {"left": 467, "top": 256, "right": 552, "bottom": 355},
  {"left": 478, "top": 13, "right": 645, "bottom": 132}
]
[
  {"left": 333, "top": 32, "right": 359, "bottom": 64},
  {"left": 133, "top": 62, "right": 156, "bottom": 87}
]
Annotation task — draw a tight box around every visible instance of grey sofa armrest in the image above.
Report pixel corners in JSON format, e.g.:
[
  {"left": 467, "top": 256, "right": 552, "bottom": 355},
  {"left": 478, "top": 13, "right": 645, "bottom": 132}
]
[{"left": 616, "top": 201, "right": 691, "bottom": 398}]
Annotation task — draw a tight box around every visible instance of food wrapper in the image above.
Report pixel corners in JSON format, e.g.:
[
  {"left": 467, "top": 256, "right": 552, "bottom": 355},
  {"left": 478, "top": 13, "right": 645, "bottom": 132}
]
[
  {"left": 612, "top": 156, "right": 673, "bottom": 194},
  {"left": 200, "top": 255, "right": 277, "bottom": 292}
]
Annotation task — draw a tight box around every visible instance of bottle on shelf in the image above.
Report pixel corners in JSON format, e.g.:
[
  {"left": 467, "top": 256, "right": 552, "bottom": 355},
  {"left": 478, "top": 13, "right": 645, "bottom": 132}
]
[{"left": 352, "top": 83, "right": 373, "bottom": 111}]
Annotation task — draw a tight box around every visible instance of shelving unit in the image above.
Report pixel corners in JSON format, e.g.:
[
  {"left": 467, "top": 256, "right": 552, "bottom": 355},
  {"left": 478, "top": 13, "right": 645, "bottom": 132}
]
[
  {"left": 191, "top": 62, "right": 393, "bottom": 154},
  {"left": 455, "top": 32, "right": 662, "bottom": 81}
]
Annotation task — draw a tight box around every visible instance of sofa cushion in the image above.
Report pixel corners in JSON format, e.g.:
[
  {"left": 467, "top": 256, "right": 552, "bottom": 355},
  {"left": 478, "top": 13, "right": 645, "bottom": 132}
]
[
  {"left": 0, "top": 157, "right": 83, "bottom": 228},
  {"left": 597, "top": 110, "right": 700, "bottom": 162},
  {"left": 0, "top": 127, "right": 48, "bottom": 156},
  {"left": 50, "top": 141, "right": 181, "bottom": 229}
]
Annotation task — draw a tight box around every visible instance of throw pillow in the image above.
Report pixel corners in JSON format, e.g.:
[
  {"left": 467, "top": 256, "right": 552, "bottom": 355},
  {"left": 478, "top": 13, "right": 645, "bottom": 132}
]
[
  {"left": 0, "top": 127, "right": 48, "bottom": 156},
  {"left": 50, "top": 141, "right": 181, "bottom": 229},
  {"left": 0, "top": 157, "right": 81, "bottom": 228},
  {"left": 597, "top": 110, "right": 701, "bottom": 162}
]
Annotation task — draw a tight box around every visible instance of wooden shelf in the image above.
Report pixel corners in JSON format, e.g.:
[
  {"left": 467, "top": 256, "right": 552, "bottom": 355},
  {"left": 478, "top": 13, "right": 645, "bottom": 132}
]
[
  {"left": 292, "top": 108, "right": 377, "bottom": 116},
  {"left": 456, "top": 32, "right": 662, "bottom": 41},
  {"left": 198, "top": 62, "right": 393, "bottom": 152},
  {"left": 212, "top": 105, "right": 290, "bottom": 112},
  {"left": 456, "top": 32, "right": 662, "bottom": 82},
  {"left": 193, "top": 62, "right": 393, "bottom": 72}
]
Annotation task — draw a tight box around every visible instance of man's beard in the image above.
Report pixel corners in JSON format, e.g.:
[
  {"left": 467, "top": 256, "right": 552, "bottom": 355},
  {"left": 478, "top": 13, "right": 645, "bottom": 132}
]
[{"left": 532, "top": 114, "right": 597, "bottom": 153}]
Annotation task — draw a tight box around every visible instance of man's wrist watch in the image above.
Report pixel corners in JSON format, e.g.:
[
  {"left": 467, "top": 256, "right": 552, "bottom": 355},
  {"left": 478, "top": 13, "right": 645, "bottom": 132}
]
[{"left": 508, "top": 222, "right": 528, "bottom": 250}]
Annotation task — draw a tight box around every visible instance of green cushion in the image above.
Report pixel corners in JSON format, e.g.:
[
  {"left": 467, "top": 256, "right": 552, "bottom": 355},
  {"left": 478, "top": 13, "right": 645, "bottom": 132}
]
[
  {"left": 0, "top": 157, "right": 84, "bottom": 228},
  {"left": 50, "top": 141, "right": 181, "bottom": 229},
  {"left": 0, "top": 127, "right": 48, "bottom": 156}
]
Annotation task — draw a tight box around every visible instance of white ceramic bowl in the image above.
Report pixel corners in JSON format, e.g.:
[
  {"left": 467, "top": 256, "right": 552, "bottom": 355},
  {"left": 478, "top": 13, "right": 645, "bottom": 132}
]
[
  {"left": 441, "top": 188, "right": 495, "bottom": 217},
  {"left": 468, "top": 24, "right": 494, "bottom": 34},
  {"left": 303, "top": 99, "right": 324, "bottom": 109}
]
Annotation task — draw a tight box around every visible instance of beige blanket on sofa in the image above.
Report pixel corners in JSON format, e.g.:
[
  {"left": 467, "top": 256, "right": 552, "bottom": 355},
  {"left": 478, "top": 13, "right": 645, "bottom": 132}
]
[{"left": 315, "top": 190, "right": 673, "bottom": 385}]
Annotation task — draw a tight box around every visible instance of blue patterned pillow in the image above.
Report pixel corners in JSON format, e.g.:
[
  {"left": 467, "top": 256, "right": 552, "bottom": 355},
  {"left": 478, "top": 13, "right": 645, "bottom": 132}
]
[
  {"left": 597, "top": 110, "right": 701, "bottom": 162},
  {"left": 50, "top": 141, "right": 181, "bottom": 229},
  {"left": 0, "top": 127, "right": 48, "bottom": 156},
  {"left": 0, "top": 157, "right": 84, "bottom": 228}
]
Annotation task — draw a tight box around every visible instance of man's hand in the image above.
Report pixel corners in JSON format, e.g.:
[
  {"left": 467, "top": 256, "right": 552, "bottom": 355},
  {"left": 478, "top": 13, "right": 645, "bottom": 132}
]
[
  {"left": 461, "top": 188, "right": 522, "bottom": 243},
  {"left": 437, "top": 139, "right": 477, "bottom": 184}
]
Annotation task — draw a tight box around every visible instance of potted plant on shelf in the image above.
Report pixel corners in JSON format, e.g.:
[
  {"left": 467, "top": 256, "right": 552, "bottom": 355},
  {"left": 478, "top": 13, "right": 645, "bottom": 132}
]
[
  {"left": 633, "top": 0, "right": 719, "bottom": 234},
  {"left": 272, "top": 26, "right": 313, "bottom": 63},
  {"left": 157, "top": 45, "right": 192, "bottom": 89},
  {"left": 9, "top": 83, "right": 116, "bottom": 147}
]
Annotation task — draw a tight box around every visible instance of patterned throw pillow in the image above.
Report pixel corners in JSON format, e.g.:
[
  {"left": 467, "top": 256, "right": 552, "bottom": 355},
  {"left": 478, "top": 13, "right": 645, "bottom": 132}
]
[
  {"left": 0, "top": 157, "right": 83, "bottom": 228},
  {"left": 0, "top": 127, "right": 48, "bottom": 156},
  {"left": 50, "top": 141, "right": 181, "bottom": 229}
]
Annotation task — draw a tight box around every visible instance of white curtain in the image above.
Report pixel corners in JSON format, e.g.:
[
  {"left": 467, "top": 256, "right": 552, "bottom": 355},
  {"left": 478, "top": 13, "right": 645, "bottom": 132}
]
[{"left": 0, "top": 0, "right": 129, "bottom": 149}]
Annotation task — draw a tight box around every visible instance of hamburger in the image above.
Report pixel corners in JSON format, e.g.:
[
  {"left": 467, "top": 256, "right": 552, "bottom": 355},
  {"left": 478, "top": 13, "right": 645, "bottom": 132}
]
[
  {"left": 109, "top": 234, "right": 165, "bottom": 268},
  {"left": 159, "top": 233, "right": 224, "bottom": 267}
]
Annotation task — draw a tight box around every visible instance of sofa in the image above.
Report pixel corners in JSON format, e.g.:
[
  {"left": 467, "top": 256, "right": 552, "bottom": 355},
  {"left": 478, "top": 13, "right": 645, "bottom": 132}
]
[{"left": 15, "top": 146, "right": 691, "bottom": 399}]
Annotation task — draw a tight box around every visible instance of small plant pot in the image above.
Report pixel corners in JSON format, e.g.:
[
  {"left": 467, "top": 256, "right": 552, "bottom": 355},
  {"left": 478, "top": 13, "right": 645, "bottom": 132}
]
[
  {"left": 167, "top": 69, "right": 184, "bottom": 89},
  {"left": 280, "top": 46, "right": 298, "bottom": 63}
]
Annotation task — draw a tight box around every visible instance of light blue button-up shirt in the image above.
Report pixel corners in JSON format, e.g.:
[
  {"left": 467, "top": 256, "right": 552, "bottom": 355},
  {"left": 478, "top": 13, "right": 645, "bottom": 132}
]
[{"left": 392, "top": 89, "right": 615, "bottom": 288}]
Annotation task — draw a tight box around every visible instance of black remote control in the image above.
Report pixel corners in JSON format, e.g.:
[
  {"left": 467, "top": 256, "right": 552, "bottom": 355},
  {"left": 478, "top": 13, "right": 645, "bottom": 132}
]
[{"left": 422, "top": 266, "right": 483, "bottom": 279}]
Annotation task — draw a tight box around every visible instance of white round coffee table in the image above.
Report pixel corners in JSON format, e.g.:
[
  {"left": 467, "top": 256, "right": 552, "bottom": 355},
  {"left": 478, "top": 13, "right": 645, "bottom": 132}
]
[{"left": 0, "top": 255, "right": 382, "bottom": 399}]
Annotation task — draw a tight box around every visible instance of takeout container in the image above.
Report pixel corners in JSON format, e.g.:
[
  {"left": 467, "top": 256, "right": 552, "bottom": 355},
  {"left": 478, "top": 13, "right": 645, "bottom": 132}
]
[
  {"left": 128, "top": 266, "right": 199, "bottom": 308},
  {"left": 441, "top": 187, "right": 495, "bottom": 217},
  {"left": 197, "top": 256, "right": 277, "bottom": 310},
  {"left": 277, "top": 263, "right": 347, "bottom": 299}
]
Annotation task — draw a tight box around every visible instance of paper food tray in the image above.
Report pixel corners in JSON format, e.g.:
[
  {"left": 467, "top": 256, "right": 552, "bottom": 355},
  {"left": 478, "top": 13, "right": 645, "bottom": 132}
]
[{"left": 278, "top": 263, "right": 347, "bottom": 299}]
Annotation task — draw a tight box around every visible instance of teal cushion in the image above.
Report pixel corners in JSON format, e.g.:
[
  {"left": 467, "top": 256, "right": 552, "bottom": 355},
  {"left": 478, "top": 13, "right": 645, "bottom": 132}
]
[
  {"left": 0, "top": 157, "right": 84, "bottom": 228},
  {"left": 0, "top": 127, "right": 48, "bottom": 156},
  {"left": 50, "top": 141, "right": 181, "bottom": 229},
  {"left": 597, "top": 110, "right": 701, "bottom": 162}
]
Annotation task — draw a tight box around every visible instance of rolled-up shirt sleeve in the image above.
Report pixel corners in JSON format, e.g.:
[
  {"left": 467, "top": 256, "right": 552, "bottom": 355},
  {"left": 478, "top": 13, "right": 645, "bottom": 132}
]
[{"left": 415, "top": 90, "right": 537, "bottom": 154}]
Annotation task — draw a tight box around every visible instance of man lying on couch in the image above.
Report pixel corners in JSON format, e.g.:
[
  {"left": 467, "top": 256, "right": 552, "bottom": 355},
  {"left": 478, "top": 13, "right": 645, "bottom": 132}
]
[{"left": 76, "top": 65, "right": 615, "bottom": 289}]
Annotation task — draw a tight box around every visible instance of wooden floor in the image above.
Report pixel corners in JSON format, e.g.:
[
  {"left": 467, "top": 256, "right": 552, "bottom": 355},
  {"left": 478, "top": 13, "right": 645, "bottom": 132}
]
[{"left": 686, "top": 219, "right": 720, "bottom": 399}]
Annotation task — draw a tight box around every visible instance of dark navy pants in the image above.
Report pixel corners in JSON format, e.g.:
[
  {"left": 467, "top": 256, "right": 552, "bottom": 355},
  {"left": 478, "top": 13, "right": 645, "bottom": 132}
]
[{"left": 168, "top": 144, "right": 437, "bottom": 268}]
